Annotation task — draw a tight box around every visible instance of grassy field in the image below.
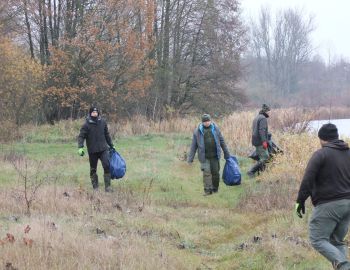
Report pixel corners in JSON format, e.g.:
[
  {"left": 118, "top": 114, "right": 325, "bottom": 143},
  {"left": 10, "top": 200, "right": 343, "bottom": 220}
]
[{"left": 0, "top": 121, "right": 336, "bottom": 270}]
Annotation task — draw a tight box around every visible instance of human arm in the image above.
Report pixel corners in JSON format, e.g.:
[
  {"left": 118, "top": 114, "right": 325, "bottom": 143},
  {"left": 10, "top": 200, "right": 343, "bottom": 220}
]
[
  {"left": 295, "top": 151, "right": 324, "bottom": 217},
  {"left": 218, "top": 128, "right": 230, "bottom": 159},
  {"left": 104, "top": 121, "right": 114, "bottom": 149},
  {"left": 187, "top": 133, "right": 198, "bottom": 163}
]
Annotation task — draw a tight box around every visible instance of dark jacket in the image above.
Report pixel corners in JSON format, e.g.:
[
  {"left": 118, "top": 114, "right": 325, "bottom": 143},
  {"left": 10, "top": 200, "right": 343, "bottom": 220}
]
[
  {"left": 297, "top": 140, "right": 350, "bottom": 206},
  {"left": 252, "top": 112, "right": 269, "bottom": 147},
  {"left": 78, "top": 116, "right": 113, "bottom": 154},
  {"left": 188, "top": 123, "right": 230, "bottom": 163}
]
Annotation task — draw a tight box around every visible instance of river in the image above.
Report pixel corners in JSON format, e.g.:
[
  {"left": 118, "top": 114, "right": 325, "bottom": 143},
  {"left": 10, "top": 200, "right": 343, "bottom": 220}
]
[{"left": 309, "top": 119, "right": 350, "bottom": 138}]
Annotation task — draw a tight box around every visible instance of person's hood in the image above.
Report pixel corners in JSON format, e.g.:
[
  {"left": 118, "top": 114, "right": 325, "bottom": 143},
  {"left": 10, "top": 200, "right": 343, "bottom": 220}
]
[
  {"left": 198, "top": 122, "right": 216, "bottom": 134},
  {"left": 86, "top": 115, "right": 101, "bottom": 124},
  {"left": 259, "top": 111, "right": 269, "bottom": 118},
  {"left": 323, "top": 140, "right": 349, "bottom": 151}
]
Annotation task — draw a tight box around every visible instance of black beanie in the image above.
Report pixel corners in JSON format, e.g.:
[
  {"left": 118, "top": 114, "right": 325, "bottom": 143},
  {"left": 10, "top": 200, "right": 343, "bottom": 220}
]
[
  {"left": 89, "top": 106, "right": 99, "bottom": 115},
  {"left": 318, "top": 123, "right": 339, "bottom": 141}
]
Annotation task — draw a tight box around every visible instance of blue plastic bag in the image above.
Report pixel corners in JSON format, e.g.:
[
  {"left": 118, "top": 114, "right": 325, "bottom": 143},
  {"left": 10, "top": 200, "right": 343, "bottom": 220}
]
[
  {"left": 222, "top": 155, "right": 241, "bottom": 186},
  {"left": 110, "top": 149, "right": 126, "bottom": 179}
]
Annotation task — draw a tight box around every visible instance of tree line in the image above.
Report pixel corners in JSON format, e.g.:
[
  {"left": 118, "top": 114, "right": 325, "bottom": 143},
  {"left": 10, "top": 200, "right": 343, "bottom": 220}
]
[
  {"left": 245, "top": 7, "right": 350, "bottom": 107},
  {"left": 0, "top": 0, "right": 247, "bottom": 125},
  {"left": 0, "top": 1, "right": 349, "bottom": 126}
]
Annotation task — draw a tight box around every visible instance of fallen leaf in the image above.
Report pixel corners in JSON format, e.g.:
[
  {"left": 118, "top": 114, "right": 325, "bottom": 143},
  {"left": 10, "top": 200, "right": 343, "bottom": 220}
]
[
  {"left": 6, "top": 233, "right": 15, "bottom": 243},
  {"left": 23, "top": 237, "right": 34, "bottom": 247},
  {"left": 24, "top": 225, "right": 31, "bottom": 234}
]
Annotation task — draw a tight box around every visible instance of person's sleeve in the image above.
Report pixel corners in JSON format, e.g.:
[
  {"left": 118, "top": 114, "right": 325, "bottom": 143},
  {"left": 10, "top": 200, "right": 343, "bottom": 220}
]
[
  {"left": 104, "top": 121, "right": 114, "bottom": 148},
  {"left": 258, "top": 118, "right": 268, "bottom": 142},
  {"left": 218, "top": 129, "right": 230, "bottom": 159},
  {"left": 187, "top": 132, "right": 198, "bottom": 163},
  {"left": 78, "top": 123, "right": 88, "bottom": 148},
  {"left": 296, "top": 151, "right": 324, "bottom": 203}
]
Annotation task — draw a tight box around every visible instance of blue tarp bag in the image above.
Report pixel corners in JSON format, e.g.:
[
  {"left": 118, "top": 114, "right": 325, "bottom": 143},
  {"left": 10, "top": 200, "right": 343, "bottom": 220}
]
[
  {"left": 110, "top": 149, "right": 126, "bottom": 179},
  {"left": 222, "top": 155, "right": 241, "bottom": 186}
]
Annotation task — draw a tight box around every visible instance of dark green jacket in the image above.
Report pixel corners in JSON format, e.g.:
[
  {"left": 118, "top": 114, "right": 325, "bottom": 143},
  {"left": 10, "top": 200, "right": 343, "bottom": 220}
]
[
  {"left": 252, "top": 112, "right": 268, "bottom": 147},
  {"left": 297, "top": 140, "right": 350, "bottom": 206}
]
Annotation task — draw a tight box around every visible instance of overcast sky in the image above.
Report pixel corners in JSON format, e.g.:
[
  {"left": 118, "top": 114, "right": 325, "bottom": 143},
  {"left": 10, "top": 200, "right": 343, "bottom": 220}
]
[{"left": 240, "top": 0, "right": 350, "bottom": 61}]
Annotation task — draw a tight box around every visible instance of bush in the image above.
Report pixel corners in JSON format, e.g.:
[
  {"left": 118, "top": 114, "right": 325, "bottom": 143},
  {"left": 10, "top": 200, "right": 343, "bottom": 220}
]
[{"left": 0, "top": 121, "right": 22, "bottom": 142}]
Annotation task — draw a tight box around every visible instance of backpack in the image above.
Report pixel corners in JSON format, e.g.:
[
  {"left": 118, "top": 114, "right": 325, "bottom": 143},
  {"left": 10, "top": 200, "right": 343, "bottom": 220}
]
[
  {"left": 110, "top": 149, "right": 126, "bottom": 179},
  {"left": 222, "top": 155, "right": 241, "bottom": 186}
]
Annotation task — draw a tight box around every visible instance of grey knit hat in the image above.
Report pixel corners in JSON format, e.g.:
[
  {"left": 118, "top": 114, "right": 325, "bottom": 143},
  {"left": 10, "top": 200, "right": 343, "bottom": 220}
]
[
  {"left": 201, "top": 114, "right": 211, "bottom": 122},
  {"left": 261, "top": 104, "right": 271, "bottom": 113}
]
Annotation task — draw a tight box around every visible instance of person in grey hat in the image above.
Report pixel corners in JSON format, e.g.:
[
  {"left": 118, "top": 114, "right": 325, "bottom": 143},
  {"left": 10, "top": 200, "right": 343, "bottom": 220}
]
[
  {"left": 247, "top": 104, "right": 271, "bottom": 177},
  {"left": 187, "top": 114, "right": 230, "bottom": 195},
  {"left": 295, "top": 123, "right": 350, "bottom": 270}
]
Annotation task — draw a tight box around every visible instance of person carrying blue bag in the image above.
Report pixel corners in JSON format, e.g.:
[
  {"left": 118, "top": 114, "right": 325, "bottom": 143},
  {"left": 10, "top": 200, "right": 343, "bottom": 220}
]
[
  {"left": 77, "top": 106, "right": 115, "bottom": 192},
  {"left": 188, "top": 114, "right": 231, "bottom": 196},
  {"left": 222, "top": 156, "right": 241, "bottom": 186}
]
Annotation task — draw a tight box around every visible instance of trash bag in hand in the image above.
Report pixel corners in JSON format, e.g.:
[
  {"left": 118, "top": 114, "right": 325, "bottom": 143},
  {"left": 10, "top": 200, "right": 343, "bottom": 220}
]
[
  {"left": 110, "top": 149, "right": 126, "bottom": 179},
  {"left": 222, "top": 156, "right": 241, "bottom": 186}
]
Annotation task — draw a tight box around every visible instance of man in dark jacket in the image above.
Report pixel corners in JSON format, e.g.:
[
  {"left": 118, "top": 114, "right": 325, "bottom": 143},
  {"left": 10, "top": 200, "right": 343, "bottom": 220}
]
[
  {"left": 188, "top": 114, "right": 230, "bottom": 195},
  {"left": 295, "top": 123, "right": 350, "bottom": 270},
  {"left": 247, "top": 104, "right": 270, "bottom": 177},
  {"left": 78, "top": 106, "right": 115, "bottom": 192}
]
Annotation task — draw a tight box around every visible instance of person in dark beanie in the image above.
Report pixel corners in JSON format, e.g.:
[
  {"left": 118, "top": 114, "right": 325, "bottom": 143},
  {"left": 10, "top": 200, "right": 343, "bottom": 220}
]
[
  {"left": 187, "top": 114, "right": 230, "bottom": 195},
  {"left": 78, "top": 106, "right": 115, "bottom": 192},
  {"left": 247, "top": 104, "right": 271, "bottom": 177},
  {"left": 295, "top": 123, "right": 350, "bottom": 270}
]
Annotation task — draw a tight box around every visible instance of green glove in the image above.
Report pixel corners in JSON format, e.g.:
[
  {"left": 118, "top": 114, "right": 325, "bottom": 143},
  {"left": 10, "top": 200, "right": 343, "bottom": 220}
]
[
  {"left": 78, "top": 148, "right": 85, "bottom": 156},
  {"left": 295, "top": 202, "right": 305, "bottom": 218},
  {"left": 110, "top": 145, "right": 116, "bottom": 151}
]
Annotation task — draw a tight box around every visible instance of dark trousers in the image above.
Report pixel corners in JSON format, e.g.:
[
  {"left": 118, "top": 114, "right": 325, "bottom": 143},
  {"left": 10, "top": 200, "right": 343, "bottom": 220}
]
[{"left": 89, "top": 150, "right": 110, "bottom": 176}]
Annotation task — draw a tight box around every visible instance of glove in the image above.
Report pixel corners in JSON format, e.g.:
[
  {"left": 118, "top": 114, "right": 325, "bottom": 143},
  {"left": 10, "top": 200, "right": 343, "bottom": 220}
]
[
  {"left": 110, "top": 145, "right": 116, "bottom": 151},
  {"left": 78, "top": 148, "right": 85, "bottom": 156},
  {"left": 295, "top": 202, "right": 305, "bottom": 218},
  {"left": 262, "top": 141, "right": 268, "bottom": 150}
]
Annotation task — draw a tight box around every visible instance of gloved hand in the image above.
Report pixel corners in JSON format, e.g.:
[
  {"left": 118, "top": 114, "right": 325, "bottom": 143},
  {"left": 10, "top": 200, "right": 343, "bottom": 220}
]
[
  {"left": 295, "top": 202, "right": 305, "bottom": 218},
  {"left": 110, "top": 145, "right": 116, "bottom": 151},
  {"left": 262, "top": 141, "right": 268, "bottom": 150},
  {"left": 78, "top": 148, "right": 85, "bottom": 156}
]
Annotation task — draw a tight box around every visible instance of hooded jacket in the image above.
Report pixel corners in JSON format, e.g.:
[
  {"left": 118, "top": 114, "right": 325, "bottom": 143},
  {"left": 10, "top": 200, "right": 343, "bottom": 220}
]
[
  {"left": 187, "top": 123, "right": 230, "bottom": 163},
  {"left": 78, "top": 116, "right": 113, "bottom": 154},
  {"left": 297, "top": 140, "right": 350, "bottom": 206}
]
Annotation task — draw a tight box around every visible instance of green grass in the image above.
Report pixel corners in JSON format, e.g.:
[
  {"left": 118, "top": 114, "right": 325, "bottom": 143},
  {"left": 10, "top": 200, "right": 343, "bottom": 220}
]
[{"left": 0, "top": 133, "right": 331, "bottom": 269}]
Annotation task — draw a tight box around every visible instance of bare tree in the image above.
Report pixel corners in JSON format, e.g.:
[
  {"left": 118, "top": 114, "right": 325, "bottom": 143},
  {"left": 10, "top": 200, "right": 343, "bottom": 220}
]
[
  {"left": 250, "top": 7, "right": 315, "bottom": 96},
  {"left": 12, "top": 158, "right": 47, "bottom": 216}
]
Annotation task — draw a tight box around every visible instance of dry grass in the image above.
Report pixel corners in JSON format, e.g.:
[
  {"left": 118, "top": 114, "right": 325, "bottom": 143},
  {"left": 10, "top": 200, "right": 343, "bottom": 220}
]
[
  {"left": 1, "top": 107, "right": 348, "bottom": 269},
  {"left": 0, "top": 186, "right": 195, "bottom": 270},
  {"left": 238, "top": 133, "right": 320, "bottom": 213}
]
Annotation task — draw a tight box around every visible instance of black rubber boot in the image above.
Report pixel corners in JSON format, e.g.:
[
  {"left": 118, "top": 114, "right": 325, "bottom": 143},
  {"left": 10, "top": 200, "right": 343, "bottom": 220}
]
[
  {"left": 91, "top": 173, "right": 99, "bottom": 190},
  {"left": 247, "top": 161, "right": 264, "bottom": 178},
  {"left": 104, "top": 173, "right": 113, "bottom": 192}
]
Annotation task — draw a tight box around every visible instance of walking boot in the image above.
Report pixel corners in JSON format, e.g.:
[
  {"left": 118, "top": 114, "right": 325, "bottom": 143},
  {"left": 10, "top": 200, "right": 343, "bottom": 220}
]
[
  {"left": 334, "top": 261, "right": 350, "bottom": 270},
  {"left": 203, "top": 189, "right": 212, "bottom": 196},
  {"left": 104, "top": 173, "right": 113, "bottom": 192},
  {"left": 247, "top": 161, "right": 264, "bottom": 178},
  {"left": 91, "top": 173, "right": 99, "bottom": 190}
]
